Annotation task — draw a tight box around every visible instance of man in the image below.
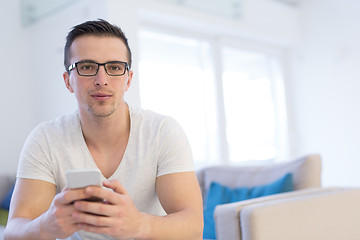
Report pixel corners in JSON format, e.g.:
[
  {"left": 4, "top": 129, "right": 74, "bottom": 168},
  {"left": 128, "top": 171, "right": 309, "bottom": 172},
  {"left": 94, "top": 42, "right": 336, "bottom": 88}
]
[{"left": 4, "top": 19, "right": 203, "bottom": 240}]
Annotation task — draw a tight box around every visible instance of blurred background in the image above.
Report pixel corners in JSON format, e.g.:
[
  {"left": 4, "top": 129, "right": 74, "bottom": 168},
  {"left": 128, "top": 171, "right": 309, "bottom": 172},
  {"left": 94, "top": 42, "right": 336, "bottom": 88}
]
[{"left": 0, "top": 0, "right": 359, "bottom": 187}]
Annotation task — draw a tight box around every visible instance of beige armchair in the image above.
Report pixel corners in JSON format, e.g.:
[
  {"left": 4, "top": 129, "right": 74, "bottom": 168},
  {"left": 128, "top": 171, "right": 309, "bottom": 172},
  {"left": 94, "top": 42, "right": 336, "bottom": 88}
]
[
  {"left": 235, "top": 187, "right": 360, "bottom": 240},
  {"left": 197, "top": 155, "right": 360, "bottom": 239}
]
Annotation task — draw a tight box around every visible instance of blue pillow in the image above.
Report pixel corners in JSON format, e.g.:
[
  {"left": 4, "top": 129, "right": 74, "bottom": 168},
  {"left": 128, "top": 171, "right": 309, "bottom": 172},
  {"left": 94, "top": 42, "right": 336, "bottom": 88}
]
[
  {"left": 203, "top": 173, "right": 294, "bottom": 239},
  {"left": 0, "top": 184, "right": 15, "bottom": 210}
]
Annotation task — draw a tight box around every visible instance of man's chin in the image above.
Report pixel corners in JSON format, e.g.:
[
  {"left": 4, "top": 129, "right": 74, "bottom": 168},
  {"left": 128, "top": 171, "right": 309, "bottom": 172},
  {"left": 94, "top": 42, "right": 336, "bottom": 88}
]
[{"left": 87, "top": 107, "right": 116, "bottom": 118}]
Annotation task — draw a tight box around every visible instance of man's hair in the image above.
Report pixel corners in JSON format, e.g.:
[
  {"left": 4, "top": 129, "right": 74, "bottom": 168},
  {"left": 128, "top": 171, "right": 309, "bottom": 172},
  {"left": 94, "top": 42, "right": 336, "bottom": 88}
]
[{"left": 64, "top": 19, "right": 132, "bottom": 71}]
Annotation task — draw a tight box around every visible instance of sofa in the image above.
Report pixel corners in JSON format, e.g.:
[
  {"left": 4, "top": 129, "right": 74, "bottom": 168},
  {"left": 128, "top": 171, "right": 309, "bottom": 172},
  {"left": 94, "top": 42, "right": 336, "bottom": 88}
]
[{"left": 197, "top": 154, "right": 360, "bottom": 240}]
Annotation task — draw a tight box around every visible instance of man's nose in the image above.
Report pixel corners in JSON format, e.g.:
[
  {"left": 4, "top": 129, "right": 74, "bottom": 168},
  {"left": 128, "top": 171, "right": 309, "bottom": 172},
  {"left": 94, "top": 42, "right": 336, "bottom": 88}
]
[{"left": 94, "top": 65, "right": 109, "bottom": 86}]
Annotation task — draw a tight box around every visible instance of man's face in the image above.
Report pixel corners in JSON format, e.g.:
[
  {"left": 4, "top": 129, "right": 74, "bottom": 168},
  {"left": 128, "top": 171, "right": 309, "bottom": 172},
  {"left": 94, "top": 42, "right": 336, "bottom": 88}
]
[{"left": 63, "top": 35, "right": 133, "bottom": 118}]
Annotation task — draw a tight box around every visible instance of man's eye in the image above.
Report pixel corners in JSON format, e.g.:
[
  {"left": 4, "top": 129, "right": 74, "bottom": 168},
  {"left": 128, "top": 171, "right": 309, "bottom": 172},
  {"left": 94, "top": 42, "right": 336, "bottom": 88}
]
[
  {"left": 81, "top": 65, "right": 94, "bottom": 70},
  {"left": 108, "top": 64, "right": 123, "bottom": 71},
  {"left": 111, "top": 66, "right": 120, "bottom": 71}
]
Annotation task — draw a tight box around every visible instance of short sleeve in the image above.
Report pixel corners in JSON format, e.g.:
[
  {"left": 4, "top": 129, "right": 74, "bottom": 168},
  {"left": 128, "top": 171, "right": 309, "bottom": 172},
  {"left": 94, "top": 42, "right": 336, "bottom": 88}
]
[
  {"left": 156, "top": 117, "right": 194, "bottom": 177},
  {"left": 17, "top": 124, "right": 56, "bottom": 185}
]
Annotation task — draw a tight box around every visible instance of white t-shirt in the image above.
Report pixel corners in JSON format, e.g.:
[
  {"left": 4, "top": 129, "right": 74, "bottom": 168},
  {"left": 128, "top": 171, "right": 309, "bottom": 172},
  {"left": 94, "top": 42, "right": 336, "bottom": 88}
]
[{"left": 17, "top": 106, "right": 194, "bottom": 240}]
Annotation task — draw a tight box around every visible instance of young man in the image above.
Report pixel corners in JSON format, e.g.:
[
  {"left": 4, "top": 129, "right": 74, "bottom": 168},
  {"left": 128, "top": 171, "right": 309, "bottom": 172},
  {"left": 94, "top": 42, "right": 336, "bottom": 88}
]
[{"left": 4, "top": 19, "right": 203, "bottom": 240}]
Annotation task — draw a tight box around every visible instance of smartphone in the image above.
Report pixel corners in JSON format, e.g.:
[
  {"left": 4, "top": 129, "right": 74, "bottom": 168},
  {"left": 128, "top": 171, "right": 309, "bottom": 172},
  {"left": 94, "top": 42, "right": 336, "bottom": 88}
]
[
  {"left": 66, "top": 168, "right": 103, "bottom": 202},
  {"left": 66, "top": 168, "right": 102, "bottom": 189}
]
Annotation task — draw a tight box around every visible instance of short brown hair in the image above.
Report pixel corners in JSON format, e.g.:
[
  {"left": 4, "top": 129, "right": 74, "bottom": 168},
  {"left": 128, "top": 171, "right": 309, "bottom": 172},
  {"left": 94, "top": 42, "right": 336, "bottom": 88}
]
[{"left": 64, "top": 19, "right": 132, "bottom": 71}]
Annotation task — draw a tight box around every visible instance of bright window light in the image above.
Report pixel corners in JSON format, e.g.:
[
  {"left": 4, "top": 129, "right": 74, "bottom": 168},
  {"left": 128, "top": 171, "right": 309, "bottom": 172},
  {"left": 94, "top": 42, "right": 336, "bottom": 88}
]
[
  {"left": 222, "top": 47, "right": 278, "bottom": 161},
  {"left": 138, "top": 29, "right": 288, "bottom": 167},
  {"left": 139, "top": 30, "right": 219, "bottom": 166}
]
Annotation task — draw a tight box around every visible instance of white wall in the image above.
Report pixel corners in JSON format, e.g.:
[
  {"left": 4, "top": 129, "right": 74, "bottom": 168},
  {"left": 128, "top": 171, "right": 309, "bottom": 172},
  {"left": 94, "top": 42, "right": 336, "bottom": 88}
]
[
  {"left": 0, "top": 0, "right": 34, "bottom": 174},
  {"left": 288, "top": 0, "right": 360, "bottom": 187}
]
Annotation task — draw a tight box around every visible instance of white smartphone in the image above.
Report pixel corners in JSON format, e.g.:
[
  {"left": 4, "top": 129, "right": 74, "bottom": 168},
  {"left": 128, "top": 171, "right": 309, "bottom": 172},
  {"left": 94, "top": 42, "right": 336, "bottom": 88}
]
[{"left": 66, "top": 168, "right": 102, "bottom": 189}]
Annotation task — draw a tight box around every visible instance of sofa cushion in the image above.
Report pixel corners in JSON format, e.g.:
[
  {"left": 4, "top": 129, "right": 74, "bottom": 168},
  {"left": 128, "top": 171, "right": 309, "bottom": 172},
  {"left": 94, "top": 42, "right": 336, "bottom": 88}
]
[
  {"left": 0, "top": 175, "right": 16, "bottom": 202},
  {"left": 203, "top": 173, "right": 293, "bottom": 239},
  {"left": 199, "top": 155, "right": 321, "bottom": 201},
  {"left": 0, "top": 184, "right": 14, "bottom": 210}
]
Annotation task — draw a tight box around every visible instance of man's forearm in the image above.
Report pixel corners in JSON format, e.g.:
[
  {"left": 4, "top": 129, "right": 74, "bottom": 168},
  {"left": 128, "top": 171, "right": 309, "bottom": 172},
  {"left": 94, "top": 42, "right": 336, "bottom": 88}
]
[
  {"left": 138, "top": 208, "right": 203, "bottom": 240},
  {"left": 4, "top": 217, "right": 55, "bottom": 240}
]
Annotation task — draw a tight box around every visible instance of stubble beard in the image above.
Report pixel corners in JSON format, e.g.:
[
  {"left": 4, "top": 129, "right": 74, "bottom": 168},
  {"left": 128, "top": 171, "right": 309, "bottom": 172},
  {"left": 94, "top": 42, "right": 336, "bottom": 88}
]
[{"left": 87, "top": 100, "right": 119, "bottom": 118}]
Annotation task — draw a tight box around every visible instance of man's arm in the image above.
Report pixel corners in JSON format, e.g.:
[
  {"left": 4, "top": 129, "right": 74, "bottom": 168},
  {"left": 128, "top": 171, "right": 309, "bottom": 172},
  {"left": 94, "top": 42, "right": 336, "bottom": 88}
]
[
  {"left": 152, "top": 171, "right": 204, "bottom": 239},
  {"left": 71, "top": 171, "right": 204, "bottom": 240},
  {"left": 4, "top": 178, "right": 89, "bottom": 240}
]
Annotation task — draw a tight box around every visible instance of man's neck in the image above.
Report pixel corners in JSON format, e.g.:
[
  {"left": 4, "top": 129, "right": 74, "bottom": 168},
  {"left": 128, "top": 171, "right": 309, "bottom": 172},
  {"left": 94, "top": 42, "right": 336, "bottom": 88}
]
[{"left": 79, "top": 102, "right": 130, "bottom": 150}]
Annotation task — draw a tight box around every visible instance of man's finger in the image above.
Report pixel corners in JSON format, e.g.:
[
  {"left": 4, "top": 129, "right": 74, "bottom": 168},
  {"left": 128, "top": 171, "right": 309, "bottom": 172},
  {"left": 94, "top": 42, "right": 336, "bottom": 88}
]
[
  {"left": 57, "top": 188, "right": 90, "bottom": 205},
  {"left": 103, "top": 180, "right": 127, "bottom": 195}
]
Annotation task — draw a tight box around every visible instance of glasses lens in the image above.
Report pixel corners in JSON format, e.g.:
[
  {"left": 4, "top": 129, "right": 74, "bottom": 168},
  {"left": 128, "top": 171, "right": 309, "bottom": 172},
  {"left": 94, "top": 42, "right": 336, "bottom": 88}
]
[
  {"left": 77, "top": 62, "right": 98, "bottom": 76},
  {"left": 105, "top": 62, "right": 126, "bottom": 75}
]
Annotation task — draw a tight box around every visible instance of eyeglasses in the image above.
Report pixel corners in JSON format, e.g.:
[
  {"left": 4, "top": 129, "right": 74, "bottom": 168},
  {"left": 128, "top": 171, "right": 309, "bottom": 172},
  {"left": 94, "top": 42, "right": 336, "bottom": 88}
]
[{"left": 67, "top": 61, "right": 129, "bottom": 76}]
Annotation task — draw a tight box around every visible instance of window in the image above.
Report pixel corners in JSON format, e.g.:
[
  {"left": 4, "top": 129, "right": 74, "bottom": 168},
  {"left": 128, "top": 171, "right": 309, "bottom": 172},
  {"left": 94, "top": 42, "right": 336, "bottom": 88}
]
[
  {"left": 222, "top": 47, "right": 276, "bottom": 162},
  {"left": 138, "top": 29, "right": 288, "bottom": 168}
]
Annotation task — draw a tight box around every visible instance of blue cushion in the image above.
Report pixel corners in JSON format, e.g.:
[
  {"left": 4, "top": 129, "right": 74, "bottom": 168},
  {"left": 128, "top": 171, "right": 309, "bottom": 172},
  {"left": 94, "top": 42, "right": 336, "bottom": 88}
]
[
  {"left": 0, "top": 184, "right": 15, "bottom": 210},
  {"left": 203, "top": 173, "right": 294, "bottom": 239}
]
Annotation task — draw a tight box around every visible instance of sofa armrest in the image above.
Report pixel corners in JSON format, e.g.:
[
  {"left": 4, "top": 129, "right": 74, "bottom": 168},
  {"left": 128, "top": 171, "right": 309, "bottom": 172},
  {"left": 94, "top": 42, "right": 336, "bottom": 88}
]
[
  {"left": 213, "top": 188, "right": 340, "bottom": 240},
  {"left": 240, "top": 188, "right": 360, "bottom": 240}
]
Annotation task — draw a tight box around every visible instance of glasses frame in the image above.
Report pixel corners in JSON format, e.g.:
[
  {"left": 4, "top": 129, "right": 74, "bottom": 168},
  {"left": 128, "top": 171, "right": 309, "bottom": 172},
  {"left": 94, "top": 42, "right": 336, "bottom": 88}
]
[{"left": 67, "top": 60, "right": 130, "bottom": 76}]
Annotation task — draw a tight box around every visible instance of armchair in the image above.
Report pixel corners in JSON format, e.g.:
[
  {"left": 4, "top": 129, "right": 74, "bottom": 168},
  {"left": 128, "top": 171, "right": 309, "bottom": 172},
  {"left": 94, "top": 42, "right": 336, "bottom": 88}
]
[{"left": 197, "top": 155, "right": 360, "bottom": 239}]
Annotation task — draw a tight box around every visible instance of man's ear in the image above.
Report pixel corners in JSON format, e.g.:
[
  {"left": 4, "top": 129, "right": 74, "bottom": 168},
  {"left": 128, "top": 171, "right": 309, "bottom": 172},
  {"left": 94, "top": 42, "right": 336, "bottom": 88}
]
[
  {"left": 125, "top": 70, "right": 133, "bottom": 91},
  {"left": 63, "top": 72, "right": 74, "bottom": 93}
]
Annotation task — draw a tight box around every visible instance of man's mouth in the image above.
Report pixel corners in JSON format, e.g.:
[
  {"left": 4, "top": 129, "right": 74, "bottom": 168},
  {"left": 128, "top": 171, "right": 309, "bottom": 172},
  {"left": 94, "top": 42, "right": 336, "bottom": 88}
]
[{"left": 91, "top": 92, "right": 112, "bottom": 100}]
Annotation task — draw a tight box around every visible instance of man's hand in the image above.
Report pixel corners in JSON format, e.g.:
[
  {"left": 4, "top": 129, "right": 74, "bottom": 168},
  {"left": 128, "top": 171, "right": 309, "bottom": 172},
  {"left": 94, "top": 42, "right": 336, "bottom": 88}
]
[
  {"left": 40, "top": 188, "right": 86, "bottom": 239},
  {"left": 71, "top": 180, "right": 146, "bottom": 239}
]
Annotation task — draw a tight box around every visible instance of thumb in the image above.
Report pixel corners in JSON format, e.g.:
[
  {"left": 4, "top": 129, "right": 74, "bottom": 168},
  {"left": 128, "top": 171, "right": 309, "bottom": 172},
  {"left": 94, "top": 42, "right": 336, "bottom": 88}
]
[{"left": 103, "top": 179, "right": 127, "bottom": 195}]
